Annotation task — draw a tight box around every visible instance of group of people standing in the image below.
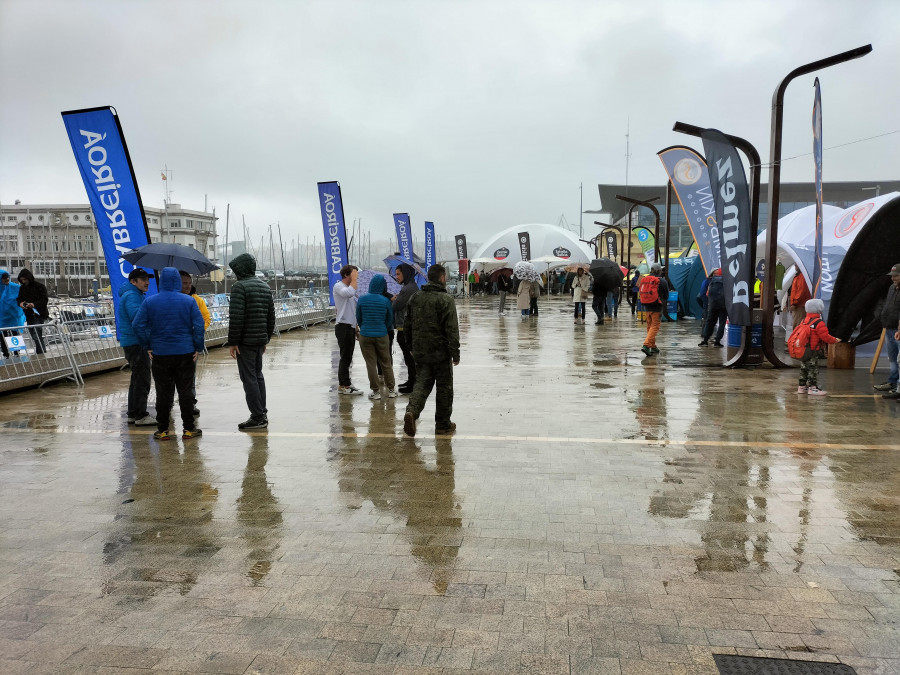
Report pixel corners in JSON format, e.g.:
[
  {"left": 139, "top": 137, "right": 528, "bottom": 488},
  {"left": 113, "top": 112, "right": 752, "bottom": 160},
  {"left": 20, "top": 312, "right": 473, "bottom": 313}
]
[
  {"left": 333, "top": 262, "right": 460, "bottom": 437},
  {"left": 0, "top": 268, "right": 50, "bottom": 359}
]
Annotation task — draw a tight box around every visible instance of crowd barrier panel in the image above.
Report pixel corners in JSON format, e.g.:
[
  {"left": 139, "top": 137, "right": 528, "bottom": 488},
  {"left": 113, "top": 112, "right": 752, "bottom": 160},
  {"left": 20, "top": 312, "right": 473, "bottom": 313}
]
[{"left": 0, "top": 321, "right": 83, "bottom": 388}]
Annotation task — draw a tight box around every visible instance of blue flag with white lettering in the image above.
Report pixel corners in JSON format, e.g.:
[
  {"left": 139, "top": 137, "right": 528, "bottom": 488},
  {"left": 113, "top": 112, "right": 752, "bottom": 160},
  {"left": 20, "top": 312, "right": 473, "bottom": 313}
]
[
  {"left": 317, "top": 181, "right": 349, "bottom": 306},
  {"left": 424, "top": 221, "right": 436, "bottom": 271},
  {"left": 61, "top": 107, "right": 154, "bottom": 307},
  {"left": 393, "top": 213, "right": 413, "bottom": 261}
]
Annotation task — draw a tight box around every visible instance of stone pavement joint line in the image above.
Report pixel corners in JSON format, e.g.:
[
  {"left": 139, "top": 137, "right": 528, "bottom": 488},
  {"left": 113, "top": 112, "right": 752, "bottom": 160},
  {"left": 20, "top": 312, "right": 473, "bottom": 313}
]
[{"left": 1, "top": 296, "right": 898, "bottom": 675}]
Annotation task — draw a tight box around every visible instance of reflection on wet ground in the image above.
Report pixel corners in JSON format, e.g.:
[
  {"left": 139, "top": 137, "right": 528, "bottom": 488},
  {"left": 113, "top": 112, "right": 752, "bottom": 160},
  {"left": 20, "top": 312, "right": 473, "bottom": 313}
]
[{"left": 1, "top": 297, "right": 898, "bottom": 674}]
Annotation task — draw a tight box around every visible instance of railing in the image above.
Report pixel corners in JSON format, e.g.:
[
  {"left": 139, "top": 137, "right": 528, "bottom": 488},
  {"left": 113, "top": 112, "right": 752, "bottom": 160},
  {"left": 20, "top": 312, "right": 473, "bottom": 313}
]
[{"left": 1, "top": 294, "right": 335, "bottom": 393}]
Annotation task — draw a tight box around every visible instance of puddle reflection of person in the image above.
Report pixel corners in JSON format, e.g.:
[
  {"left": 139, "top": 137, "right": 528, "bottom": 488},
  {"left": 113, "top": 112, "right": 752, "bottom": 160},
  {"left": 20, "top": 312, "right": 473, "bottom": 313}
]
[{"left": 236, "top": 434, "right": 282, "bottom": 585}]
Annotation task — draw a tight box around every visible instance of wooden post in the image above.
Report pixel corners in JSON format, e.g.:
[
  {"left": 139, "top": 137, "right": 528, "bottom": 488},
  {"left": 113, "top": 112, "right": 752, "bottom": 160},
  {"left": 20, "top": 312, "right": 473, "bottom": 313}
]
[
  {"left": 869, "top": 329, "right": 886, "bottom": 374},
  {"left": 827, "top": 341, "right": 856, "bottom": 369}
]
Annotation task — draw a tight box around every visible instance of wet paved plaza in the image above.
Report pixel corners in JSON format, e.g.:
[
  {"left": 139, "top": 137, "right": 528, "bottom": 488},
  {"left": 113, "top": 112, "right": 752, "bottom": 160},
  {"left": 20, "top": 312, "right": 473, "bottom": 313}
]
[{"left": 1, "top": 296, "right": 899, "bottom": 675}]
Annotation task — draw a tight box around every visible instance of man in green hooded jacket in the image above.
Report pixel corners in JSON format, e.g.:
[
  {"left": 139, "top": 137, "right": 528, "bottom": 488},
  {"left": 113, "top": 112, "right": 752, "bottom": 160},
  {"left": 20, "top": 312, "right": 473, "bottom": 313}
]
[{"left": 403, "top": 264, "right": 460, "bottom": 437}]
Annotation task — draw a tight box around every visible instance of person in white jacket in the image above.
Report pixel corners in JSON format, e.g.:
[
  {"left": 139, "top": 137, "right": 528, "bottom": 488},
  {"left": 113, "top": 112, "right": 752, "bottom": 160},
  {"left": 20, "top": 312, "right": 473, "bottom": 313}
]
[{"left": 571, "top": 268, "right": 591, "bottom": 324}]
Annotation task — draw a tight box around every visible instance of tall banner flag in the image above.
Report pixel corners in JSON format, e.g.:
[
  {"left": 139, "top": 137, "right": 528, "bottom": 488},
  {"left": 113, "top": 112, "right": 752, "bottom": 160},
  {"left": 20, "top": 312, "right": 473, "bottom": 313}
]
[
  {"left": 393, "top": 213, "right": 413, "bottom": 261},
  {"left": 517, "top": 231, "right": 531, "bottom": 261},
  {"left": 61, "top": 107, "right": 154, "bottom": 312},
  {"left": 701, "top": 129, "right": 753, "bottom": 326},
  {"left": 455, "top": 234, "right": 468, "bottom": 277},
  {"left": 657, "top": 145, "right": 721, "bottom": 275},
  {"left": 637, "top": 228, "right": 656, "bottom": 264},
  {"left": 317, "top": 181, "right": 349, "bottom": 306},
  {"left": 812, "top": 78, "right": 824, "bottom": 299},
  {"left": 424, "top": 221, "right": 436, "bottom": 270},
  {"left": 603, "top": 231, "right": 618, "bottom": 260}
]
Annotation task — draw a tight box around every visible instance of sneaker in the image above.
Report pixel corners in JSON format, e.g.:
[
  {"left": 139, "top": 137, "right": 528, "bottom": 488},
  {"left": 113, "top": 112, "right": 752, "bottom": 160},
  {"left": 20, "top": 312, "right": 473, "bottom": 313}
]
[
  {"left": 873, "top": 382, "right": 897, "bottom": 391},
  {"left": 713, "top": 341, "right": 724, "bottom": 348},
  {"left": 368, "top": 390, "right": 382, "bottom": 400},
  {"left": 641, "top": 346, "right": 652, "bottom": 356},
  {"left": 387, "top": 390, "right": 399, "bottom": 398},
  {"left": 238, "top": 416, "right": 268, "bottom": 430},
  {"left": 807, "top": 387, "right": 827, "bottom": 396},
  {"left": 127, "top": 416, "right": 136, "bottom": 424},
  {"left": 435, "top": 422, "right": 457, "bottom": 435},
  {"left": 403, "top": 411, "right": 417, "bottom": 437},
  {"left": 650, "top": 347, "right": 660, "bottom": 354},
  {"left": 698, "top": 340, "right": 709, "bottom": 347},
  {"left": 882, "top": 390, "right": 900, "bottom": 400},
  {"left": 134, "top": 415, "right": 157, "bottom": 427},
  {"left": 153, "top": 430, "right": 173, "bottom": 441},
  {"left": 338, "top": 386, "right": 363, "bottom": 396},
  {"left": 797, "top": 385, "right": 808, "bottom": 394},
  {"left": 182, "top": 428, "right": 203, "bottom": 440}
]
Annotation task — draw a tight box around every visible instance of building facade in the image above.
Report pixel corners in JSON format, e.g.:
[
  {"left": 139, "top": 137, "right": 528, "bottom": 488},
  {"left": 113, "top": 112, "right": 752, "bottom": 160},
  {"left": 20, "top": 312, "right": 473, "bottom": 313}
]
[{"left": 0, "top": 202, "right": 217, "bottom": 296}]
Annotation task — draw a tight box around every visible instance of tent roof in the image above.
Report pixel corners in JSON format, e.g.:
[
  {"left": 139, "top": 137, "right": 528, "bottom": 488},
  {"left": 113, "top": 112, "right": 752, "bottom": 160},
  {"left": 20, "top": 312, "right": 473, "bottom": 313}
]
[{"left": 472, "top": 223, "right": 593, "bottom": 265}]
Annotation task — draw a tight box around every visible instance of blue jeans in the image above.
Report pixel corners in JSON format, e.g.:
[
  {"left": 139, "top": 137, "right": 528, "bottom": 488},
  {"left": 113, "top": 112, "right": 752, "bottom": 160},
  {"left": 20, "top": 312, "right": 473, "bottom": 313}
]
[{"left": 886, "top": 330, "right": 899, "bottom": 386}]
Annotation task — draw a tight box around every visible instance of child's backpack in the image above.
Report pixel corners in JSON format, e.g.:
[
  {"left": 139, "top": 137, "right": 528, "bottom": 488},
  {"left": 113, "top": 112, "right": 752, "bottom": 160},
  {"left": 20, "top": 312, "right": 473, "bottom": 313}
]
[
  {"left": 787, "top": 318, "right": 821, "bottom": 359},
  {"left": 638, "top": 276, "right": 660, "bottom": 304}
]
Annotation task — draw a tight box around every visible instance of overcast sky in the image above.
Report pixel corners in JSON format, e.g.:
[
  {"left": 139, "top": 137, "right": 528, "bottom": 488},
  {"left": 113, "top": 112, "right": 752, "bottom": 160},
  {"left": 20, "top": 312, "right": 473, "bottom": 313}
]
[{"left": 1, "top": 0, "right": 897, "bottom": 247}]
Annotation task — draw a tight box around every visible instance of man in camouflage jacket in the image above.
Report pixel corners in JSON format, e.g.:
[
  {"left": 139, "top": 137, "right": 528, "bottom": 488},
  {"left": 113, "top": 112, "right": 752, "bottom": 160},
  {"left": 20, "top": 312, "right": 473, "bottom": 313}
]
[{"left": 403, "top": 264, "right": 460, "bottom": 437}]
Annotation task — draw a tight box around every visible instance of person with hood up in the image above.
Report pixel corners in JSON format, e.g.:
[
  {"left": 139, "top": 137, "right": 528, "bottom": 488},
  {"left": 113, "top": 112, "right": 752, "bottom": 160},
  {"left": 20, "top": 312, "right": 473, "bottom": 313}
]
[
  {"left": 796, "top": 298, "right": 841, "bottom": 396},
  {"left": 117, "top": 268, "right": 156, "bottom": 426},
  {"left": 698, "top": 268, "right": 726, "bottom": 347},
  {"left": 132, "top": 267, "right": 206, "bottom": 441},
  {"left": 227, "top": 253, "right": 276, "bottom": 430},
  {"left": 0, "top": 270, "right": 25, "bottom": 360},
  {"left": 392, "top": 263, "right": 419, "bottom": 394},
  {"left": 402, "top": 264, "right": 460, "bottom": 437},
  {"left": 356, "top": 274, "right": 397, "bottom": 400},
  {"left": 16, "top": 268, "right": 50, "bottom": 355}
]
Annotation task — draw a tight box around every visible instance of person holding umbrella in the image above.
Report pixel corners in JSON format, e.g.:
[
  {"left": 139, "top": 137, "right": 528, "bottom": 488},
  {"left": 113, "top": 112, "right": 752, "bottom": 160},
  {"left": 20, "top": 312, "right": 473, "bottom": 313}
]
[
  {"left": 571, "top": 267, "right": 590, "bottom": 324},
  {"left": 514, "top": 262, "right": 537, "bottom": 321}
]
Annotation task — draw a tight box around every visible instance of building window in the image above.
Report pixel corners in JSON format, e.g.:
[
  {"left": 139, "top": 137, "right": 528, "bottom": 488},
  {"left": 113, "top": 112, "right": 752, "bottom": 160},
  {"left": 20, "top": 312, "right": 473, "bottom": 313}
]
[
  {"left": 169, "top": 220, "right": 181, "bottom": 228},
  {"left": 73, "top": 215, "right": 79, "bottom": 221},
  {"left": 85, "top": 214, "right": 91, "bottom": 222},
  {"left": 6, "top": 216, "right": 15, "bottom": 221}
]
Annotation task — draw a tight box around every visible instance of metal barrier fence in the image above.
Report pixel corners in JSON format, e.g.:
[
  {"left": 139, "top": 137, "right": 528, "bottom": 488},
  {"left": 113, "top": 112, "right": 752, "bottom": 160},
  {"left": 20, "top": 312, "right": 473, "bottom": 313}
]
[{"left": 2, "top": 294, "right": 336, "bottom": 393}]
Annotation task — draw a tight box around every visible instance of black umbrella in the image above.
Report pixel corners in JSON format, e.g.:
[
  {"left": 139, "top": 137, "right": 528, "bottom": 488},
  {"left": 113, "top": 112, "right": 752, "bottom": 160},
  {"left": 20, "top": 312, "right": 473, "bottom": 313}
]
[
  {"left": 120, "top": 243, "right": 219, "bottom": 275},
  {"left": 589, "top": 258, "right": 624, "bottom": 292}
]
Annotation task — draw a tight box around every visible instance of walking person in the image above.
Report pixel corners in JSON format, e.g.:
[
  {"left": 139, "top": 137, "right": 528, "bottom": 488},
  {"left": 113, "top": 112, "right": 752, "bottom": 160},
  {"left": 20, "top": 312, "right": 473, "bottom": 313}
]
[
  {"left": 795, "top": 299, "right": 841, "bottom": 396},
  {"left": 227, "top": 253, "right": 277, "bottom": 429},
  {"left": 16, "top": 269, "right": 49, "bottom": 355},
  {"left": 789, "top": 272, "right": 811, "bottom": 331},
  {"left": 572, "top": 268, "right": 590, "bottom": 324},
  {"left": 132, "top": 267, "right": 206, "bottom": 441},
  {"left": 639, "top": 263, "right": 669, "bottom": 356},
  {"left": 606, "top": 286, "right": 620, "bottom": 319},
  {"left": 497, "top": 273, "right": 510, "bottom": 315},
  {"left": 393, "top": 263, "right": 419, "bottom": 394},
  {"left": 357, "top": 275, "right": 397, "bottom": 400},
  {"left": 180, "top": 270, "right": 210, "bottom": 417},
  {"left": 0, "top": 270, "right": 25, "bottom": 361},
  {"left": 698, "top": 268, "right": 726, "bottom": 347},
  {"left": 403, "top": 264, "right": 460, "bottom": 437},
  {"left": 629, "top": 270, "right": 641, "bottom": 315},
  {"left": 117, "top": 268, "right": 156, "bottom": 426},
  {"left": 516, "top": 276, "right": 534, "bottom": 320},
  {"left": 875, "top": 263, "right": 900, "bottom": 398},
  {"left": 333, "top": 265, "right": 364, "bottom": 395}
]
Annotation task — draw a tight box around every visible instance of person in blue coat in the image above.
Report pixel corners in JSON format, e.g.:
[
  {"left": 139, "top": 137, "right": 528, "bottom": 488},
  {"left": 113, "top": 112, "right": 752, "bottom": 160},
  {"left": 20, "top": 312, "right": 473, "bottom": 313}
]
[
  {"left": 118, "top": 269, "right": 156, "bottom": 426},
  {"left": 0, "top": 269, "right": 26, "bottom": 360},
  {"left": 356, "top": 274, "right": 396, "bottom": 400},
  {"left": 132, "top": 267, "right": 205, "bottom": 441}
]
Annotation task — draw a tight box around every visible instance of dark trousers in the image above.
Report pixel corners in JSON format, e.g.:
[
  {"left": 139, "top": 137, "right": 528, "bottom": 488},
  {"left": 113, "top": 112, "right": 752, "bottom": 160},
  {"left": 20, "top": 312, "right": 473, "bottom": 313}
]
[
  {"left": 236, "top": 343, "right": 267, "bottom": 419},
  {"left": 592, "top": 294, "right": 605, "bottom": 322},
  {"left": 406, "top": 359, "right": 454, "bottom": 428},
  {"left": 334, "top": 323, "right": 356, "bottom": 387},
  {"left": 123, "top": 344, "right": 152, "bottom": 419},
  {"left": 397, "top": 328, "right": 416, "bottom": 385},
  {"left": 703, "top": 303, "right": 727, "bottom": 343},
  {"left": 151, "top": 353, "right": 196, "bottom": 433},
  {"left": 574, "top": 302, "right": 585, "bottom": 319},
  {"left": 529, "top": 297, "right": 538, "bottom": 315},
  {"left": 25, "top": 313, "right": 46, "bottom": 354}
]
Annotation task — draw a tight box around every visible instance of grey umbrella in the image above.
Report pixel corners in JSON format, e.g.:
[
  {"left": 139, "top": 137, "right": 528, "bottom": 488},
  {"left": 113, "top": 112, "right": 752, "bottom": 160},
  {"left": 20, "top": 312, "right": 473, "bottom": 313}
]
[{"left": 120, "top": 243, "right": 219, "bottom": 275}]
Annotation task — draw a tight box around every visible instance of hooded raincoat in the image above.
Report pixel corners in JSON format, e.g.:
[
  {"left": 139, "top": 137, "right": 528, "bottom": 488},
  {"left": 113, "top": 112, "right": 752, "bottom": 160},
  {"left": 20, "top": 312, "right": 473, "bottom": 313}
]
[
  {"left": 132, "top": 267, "right": 205, "bottom": 355},
  {"left": 0, "top": 270, "right": 25, "bottom": 328},
  {"left": 356, "top": 274, "right": 393, "bottom": 338}
]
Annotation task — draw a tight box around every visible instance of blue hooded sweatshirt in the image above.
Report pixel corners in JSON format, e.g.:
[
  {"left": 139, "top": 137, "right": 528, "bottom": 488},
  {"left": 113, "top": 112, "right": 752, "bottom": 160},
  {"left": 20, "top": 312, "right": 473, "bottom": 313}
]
[
  {"left": 356, "top": 274, "right": 393, "bottom": 338},
  {"left": 132, "top": 267, "right": 205, "bottom": 355},
  {"left": 117, "top": 280, "right": 145, "bottom": 347},
  {"left": 0, "top": 269, "right": 25, "bottom": 328}
]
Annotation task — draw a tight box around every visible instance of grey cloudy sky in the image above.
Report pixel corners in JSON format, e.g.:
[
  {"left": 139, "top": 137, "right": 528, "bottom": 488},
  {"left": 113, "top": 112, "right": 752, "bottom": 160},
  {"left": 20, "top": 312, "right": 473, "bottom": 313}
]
[{"left": 1, "top": 0, "right": 898, "bottom": 247}]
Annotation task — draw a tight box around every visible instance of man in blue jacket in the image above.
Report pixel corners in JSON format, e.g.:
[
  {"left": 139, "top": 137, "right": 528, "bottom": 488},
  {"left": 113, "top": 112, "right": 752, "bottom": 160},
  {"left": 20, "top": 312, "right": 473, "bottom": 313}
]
[
  {"left": 118, "top": 268, "right": 156, "bottom": 426},
  {"left": 133, "top": 267, "right": 205, "bottom": 441}
]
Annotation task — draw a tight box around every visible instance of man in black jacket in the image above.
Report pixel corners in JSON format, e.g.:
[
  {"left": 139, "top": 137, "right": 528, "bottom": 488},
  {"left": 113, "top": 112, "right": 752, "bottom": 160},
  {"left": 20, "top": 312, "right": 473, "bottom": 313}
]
[
  {"left": 16, "top": 269, "right": 49, "bottom": 355},
  {"left": 228, "top": 254, "right": 276, "bottom": 430},
  {"left": 877, "top": 263, "right": 900, "bottom": 399},
  {"left": 392, "top": 263, "right": 419, "bottom": 394}
]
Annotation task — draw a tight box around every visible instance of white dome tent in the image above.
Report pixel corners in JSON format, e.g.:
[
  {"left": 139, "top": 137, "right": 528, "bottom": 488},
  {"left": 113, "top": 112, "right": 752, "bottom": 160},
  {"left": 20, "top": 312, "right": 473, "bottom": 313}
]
[{"left": 472, "top": 224, "right": 594, "bottom": 271}]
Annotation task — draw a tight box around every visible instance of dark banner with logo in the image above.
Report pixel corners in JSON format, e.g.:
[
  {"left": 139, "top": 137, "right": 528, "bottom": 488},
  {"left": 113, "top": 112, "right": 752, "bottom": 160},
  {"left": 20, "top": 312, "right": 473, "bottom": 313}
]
[
  {"left": 657, "top": 145, "right": 720, "bottom": 275},
  {"left": 61, "top": 107, "right": 154, "bottom": 309},
  {"left": 517, "top": 231, "right": 531, "bottom": 261},
  {"left": 393, "top": 213, "right": 413, "bottom": 261},
  {"left": 455, "top": 234, "right": 467, "bottom": 260},
  {"left": 604, "top": 232, "right": 617, "bottom": 259},
  {"left": 700, "top": 129, "right": 752, "bottom": 326},
  {"left": 316, "top": 181, "right": 350, "bottom": 306},
  {"left": 493, "top": 247, "right": 510, "bottom": 260},
  {"left": 812, "top": 77, "right": 824, "bottom": 299},
  {"left": 424, "top": 221, "right": 435, "bottom": 271}
]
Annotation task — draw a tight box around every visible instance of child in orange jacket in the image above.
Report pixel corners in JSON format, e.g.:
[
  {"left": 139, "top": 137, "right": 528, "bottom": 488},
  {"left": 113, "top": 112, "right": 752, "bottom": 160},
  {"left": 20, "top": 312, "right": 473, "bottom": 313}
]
[{"left": 798, "top": 298, "right": 841, "bottom": 396}]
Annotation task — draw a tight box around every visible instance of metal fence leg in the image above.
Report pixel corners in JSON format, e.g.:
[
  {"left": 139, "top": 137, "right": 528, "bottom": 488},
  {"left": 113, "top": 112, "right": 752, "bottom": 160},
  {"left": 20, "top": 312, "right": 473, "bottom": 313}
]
[{"left": 56, "top": 322, "right": 85, "bottom": 386}]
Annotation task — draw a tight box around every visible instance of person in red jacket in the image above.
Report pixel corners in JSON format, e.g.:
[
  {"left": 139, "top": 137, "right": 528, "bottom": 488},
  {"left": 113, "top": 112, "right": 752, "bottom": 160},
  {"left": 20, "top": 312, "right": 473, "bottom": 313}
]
[
  {"left": 790, "top": 273, "right": 812, "bottom": 329},
  {"left": 797, "top": 298, "right": 841, "bottom": 396}
]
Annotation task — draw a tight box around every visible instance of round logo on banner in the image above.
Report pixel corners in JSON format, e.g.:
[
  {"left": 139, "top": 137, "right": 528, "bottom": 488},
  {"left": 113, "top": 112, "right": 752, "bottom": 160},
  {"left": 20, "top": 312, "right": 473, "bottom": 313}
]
[
  {"left": 834, "top": 202, "right": 874, "bottom": 238},
  {"left": 493, "top": 247, "right": 509, "bottom": 260},
  {"left": 637, "top": 229, "right": 649, "bottom": 242},
  {"left": 552, "top": 247, "right": 571, "bottom": 259},
  {"left": 520, "top": 236, "right": 527, "bottom": 244},
  {"left": 457, "top": 238, "right": 464, "bottom": 246},
  {"left": 673, "top": 158, "right": 703, "bottom": 186}
]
